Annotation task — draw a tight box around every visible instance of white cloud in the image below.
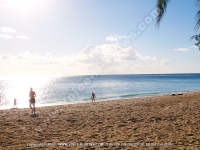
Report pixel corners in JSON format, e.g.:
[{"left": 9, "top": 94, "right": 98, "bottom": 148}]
[
  {"left": 0, "top": 43, "right": 150, "bottom": 67},
  {"left": 174, "top": 48, "right": 189, "bottom": 52},
  {"left": 133, "top": 64, "right": 156, "bottom": 70},
  {"left": 106, "top": 36, "right": 118, "bottom": 42},
  {"left": 0, "top": 4, "right": 6, "bottom": 7},
  {"left": 160, "top": 59, "right": 170, "bottom": 65},
  {"left": 16, "top": 35, "right": 31, "bottom": 40},
  {"left": 0, "top": 34, "right": 13, "bottom": 39},
  {"left": 0, "top": 27, "right": 16, "bottom": 33},
  {"left": 106, "top": 34, "right": 129, "bottom": 42},
  {"left": 0, "top": 52, "right": 76, "bottom": 67},
  {"left": 1, "top": 54, "right": 11, "bottom": 59},
  {"left": 0, "top": 27, "right": 31, "bottom": 40},
  {"left": 82, "top": 44, "right": 95, "bottom": 54},
  {"left": 142, "top": 56, "right": 150, "bottom": 60},
  {"left": 75, "top": 43, "right": 150, "bottom": 64},
  {"left": 152, "top": 57, "right": 157, "bottom": 61},
  {"left": 0, "top": 44, "right": 153, "bottom": 76},
  {"left": 190, "top": 45, "right": 198, "bottom": 49}
]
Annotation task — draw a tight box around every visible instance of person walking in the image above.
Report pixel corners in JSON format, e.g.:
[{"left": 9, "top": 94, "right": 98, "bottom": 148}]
[
  {"left": 29, "top": 88, "right": 36, "bottom": 114},
  {"left": 91, "top": 92, "right": 96, "bottom": 103},
  {"left": 14, "top": 98, "right": 17, "bottom": 108}
]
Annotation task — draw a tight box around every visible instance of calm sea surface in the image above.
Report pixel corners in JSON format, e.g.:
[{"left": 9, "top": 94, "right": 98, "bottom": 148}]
[{"left": 0, "top": 74, "right": 200, "bottom": 109}]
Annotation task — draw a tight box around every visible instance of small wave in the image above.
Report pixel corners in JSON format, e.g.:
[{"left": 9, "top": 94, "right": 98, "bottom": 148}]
[
  {"left": 119, "top": 93, "right": 139, "bottom": 98},
  {"left": 83, "top": 97, "right": 112, "bottom": 101},
  {"left": 119, "top": 92, "right": 163, "bottom": 99}
]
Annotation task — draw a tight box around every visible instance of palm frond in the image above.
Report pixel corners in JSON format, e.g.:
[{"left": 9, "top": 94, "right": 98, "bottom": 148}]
[
  {"left": 156, "top": 0, "right": 170, "bottom": 27},
  {"left": 190, "top": 33, "right": 200, "bottom": 41},
  {"left": 195, "top": 0, "right": 200, "bottom": 7},
  {"left": 195, "top": 0, "right": 200, "bottom": 30},
  {"left": 190, "top": 33, "right": 200, "bottom": 50}
]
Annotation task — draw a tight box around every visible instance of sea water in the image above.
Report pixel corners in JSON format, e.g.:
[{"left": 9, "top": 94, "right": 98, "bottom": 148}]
[{"left": 0, "top": 73, "right": 200, "bottom": 109}]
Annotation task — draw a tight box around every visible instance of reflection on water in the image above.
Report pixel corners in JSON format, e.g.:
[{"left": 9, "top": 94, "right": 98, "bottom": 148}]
[
  {"left": 1, "top": 74, "right": 200, "bottom": 110},
  {"left": 0, "top": 77, "right": 50, "bottom": 109}
]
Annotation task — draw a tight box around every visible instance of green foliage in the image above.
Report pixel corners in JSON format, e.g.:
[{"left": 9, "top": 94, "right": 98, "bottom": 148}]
[
  {"left": 191, "top": 34, "right": 200, "bottom": 50},
  {"left": 156, "top": 0, "right": 170, "bottom": 27},
  {"left": 156, "top": 0, "right": 200, "bottom": 50}
]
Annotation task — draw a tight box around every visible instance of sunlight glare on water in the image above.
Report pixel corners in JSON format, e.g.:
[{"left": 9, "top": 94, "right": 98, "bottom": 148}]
[
  {"left": 1, "top": 76, "right": 49, "bottom": 109},
  {"left": 1, "top": 74, "right": 200, "bottom": 110}
]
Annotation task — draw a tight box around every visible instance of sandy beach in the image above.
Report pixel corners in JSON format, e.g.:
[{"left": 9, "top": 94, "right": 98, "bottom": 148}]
[{"left": 0, "top": 92, "right": 200, "bottom": 150}]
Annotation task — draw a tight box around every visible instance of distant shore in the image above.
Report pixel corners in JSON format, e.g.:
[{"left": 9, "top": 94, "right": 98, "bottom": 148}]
[{"left": 0, "top": 92, "right": 200, "bottom": 149}]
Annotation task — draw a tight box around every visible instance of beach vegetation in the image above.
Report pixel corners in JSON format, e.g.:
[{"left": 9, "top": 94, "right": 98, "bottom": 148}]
[{"left": 156, "top": 0, "right": 200, "bottom": 50}]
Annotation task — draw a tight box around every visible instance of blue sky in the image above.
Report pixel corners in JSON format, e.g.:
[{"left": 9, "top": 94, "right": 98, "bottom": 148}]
[{"left": 0, "top": 0, "right": 200, "bottom": 77}]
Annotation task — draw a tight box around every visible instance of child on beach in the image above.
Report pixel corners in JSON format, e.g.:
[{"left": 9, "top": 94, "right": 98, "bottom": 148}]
[
  {"left": 14, "top": 98, "right": 17, "bottom": 108},
  {"left": 91, "top": 92, "right": 96, "bottom": 103}
]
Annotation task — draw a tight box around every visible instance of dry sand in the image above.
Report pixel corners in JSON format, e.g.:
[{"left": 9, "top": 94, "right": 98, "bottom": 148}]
[{"left": 0, "top": 92, "right": 200, "bottom": 150}]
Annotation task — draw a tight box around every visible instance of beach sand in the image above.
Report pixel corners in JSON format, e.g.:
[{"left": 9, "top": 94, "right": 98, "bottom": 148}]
[{"left": 0, "top": 92, "right": 200, "bottom": 150}]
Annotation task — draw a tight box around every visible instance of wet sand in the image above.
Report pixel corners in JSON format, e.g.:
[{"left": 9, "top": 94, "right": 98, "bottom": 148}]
[{"left": 0, "top": 92, "right": 200, "bottom": 150}]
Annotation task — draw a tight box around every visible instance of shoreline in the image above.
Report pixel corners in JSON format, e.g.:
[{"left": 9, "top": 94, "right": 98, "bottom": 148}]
[
  {"left": 1, "top": 90, "right": 198, "bottom": 111},
  {"left": 0, "top": 91, "right": 200, "bottom": 149}
]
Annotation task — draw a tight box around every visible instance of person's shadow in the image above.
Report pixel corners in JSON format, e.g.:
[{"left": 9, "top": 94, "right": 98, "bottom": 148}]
[{"left": 30, "top": 114, "right": 38, "bottom": 118}]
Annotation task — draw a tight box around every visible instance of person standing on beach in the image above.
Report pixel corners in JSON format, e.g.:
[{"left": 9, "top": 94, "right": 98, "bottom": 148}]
[
  {"left": 14, "top": 98, "right": 17, "bottom": 108},
  {"left": 29, "top": 88, "right": 36, "bottom": 114},
  {"left": 91, "top": 92, "right": 96, "bottom": 102}
]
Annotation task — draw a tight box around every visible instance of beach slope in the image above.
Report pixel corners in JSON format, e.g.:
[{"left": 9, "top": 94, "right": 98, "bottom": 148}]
[{"left": 0, "top": 92, "right": 200, "bottom": 149}]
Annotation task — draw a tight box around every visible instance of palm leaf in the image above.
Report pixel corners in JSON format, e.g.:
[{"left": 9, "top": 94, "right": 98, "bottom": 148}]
[
  {"left": 191, "top": 33, "right": 200, "bottom": 50},
  {"left": 195, "top": 0, "right": 200, "bottom": 6},
  {"left": 156, "top": 0, "right": 170, "bottom": 27},
  {"left": 194, "top": 0, "right": 200, "bottom": 30},
  {"left": 195, "top": 10, "right": 200, "bottom": 30}
]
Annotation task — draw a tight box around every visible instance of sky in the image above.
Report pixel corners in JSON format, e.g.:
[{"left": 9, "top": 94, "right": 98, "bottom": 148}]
[{"left": 0, "top": 0, "right": 200, "bottom": 77}]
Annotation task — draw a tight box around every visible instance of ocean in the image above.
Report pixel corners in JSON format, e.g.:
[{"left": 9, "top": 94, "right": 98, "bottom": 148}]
[{"left": 0, "top": 73, "right": 200, "bottom": 110}]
